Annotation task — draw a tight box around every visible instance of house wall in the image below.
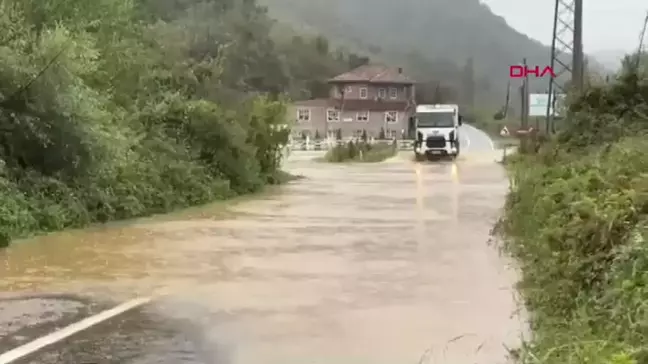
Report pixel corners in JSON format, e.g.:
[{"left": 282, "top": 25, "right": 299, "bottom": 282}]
[
  {"left": 327, "top": 110, "right": 410, "bottom": 138},
  {"left": 288, "top": 104, "right": 327, "bottom": 138},
  {"left": 329, "top": 83, "right": 414, "bottom": 102},
  {"left": 288, "top": 104, "right": 412, "bottom": 139}
]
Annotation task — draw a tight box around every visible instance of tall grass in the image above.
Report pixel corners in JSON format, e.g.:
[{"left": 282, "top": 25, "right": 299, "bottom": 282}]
[{"left": 497, "top": 66, "right": 648, "bottom": 363}]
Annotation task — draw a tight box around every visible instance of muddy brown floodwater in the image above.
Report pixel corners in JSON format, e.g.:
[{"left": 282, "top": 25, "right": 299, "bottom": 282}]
[{"left": 0, "top": 142, "right": 524, "bottom": 363}]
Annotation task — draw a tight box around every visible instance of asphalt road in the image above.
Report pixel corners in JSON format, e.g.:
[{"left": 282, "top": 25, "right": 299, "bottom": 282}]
[{"left": 0, "top": 126, "right": 523, "bottom": 364}]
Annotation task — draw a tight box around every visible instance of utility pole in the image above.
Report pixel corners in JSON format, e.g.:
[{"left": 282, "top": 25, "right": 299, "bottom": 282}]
[
  {"left": 635, "top": 11, "right": 648, "bottom": 71},
  {"left": 572, "top": 0, "right": 584, "bottom": 91},
  {"left": 546, "top": 0, "right": 582, "bottom": 134},
  {"left": 521, "top": 58, "right": 529, "bottom": 131},
  {"left": 519, "top": 58, "right": 530, "bottom": 152}
]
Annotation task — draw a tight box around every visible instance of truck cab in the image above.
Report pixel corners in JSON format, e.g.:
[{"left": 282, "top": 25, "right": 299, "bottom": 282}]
[{"left": 411, "top": 104, "right": 462, "bottom": 160}]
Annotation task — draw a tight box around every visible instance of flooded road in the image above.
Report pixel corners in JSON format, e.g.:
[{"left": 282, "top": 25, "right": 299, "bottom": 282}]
[{"left": 0, "top": 129, "right": 523, "bottom": 364}]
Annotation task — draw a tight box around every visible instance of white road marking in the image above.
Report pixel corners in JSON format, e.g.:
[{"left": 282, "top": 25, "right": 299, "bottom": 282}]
[
  {"left": 464, "top": 124, "right": 495, "bottom": 151},
  {"left": 0, "top": 296, "right": 152, "bottom": 363},
  {"left": 463, "top": 133, "right": 471, "bottom": 150}
]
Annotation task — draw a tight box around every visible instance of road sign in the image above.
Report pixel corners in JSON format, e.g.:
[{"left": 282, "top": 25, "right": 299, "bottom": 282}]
[
  {"left": 500, "top": 126, "right": 509, "bottom": 136},
  {"left": 529, "top": 93, "right": 566, "bottom": 117}
]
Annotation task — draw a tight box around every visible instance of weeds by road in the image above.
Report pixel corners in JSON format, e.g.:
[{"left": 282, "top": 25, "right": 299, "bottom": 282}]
[
  {"left": 324, "top": 140, "right": 397, "bottom": 163},
  {"left": 496, "top": 61, "right": 648, "bottom": 363}
]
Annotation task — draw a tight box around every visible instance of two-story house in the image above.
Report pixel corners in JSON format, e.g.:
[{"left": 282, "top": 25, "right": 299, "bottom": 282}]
[{"left": 289, "top": 64, "right": 416, "bottom": 139}]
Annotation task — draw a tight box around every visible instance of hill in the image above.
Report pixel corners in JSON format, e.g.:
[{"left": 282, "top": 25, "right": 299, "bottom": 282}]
[
  {"left": 590, "top": 49, "right": 627, "bottom": 71},
  {"left": 259, "top": 0, "right": 556, "bottom": 109}
]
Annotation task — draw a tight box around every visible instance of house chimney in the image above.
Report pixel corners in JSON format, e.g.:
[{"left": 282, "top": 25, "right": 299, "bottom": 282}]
[{"left": 398, "top": 67, "right": 403, "bottom": 74}]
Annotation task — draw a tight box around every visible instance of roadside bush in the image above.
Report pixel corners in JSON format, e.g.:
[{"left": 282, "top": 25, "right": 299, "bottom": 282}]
[
  {"left": 0, "top": 0, "right": 362, "bottom": 246},
  {"left": 324, "top": 140, "right": 397, "bottom": 163},
  {"left": 498, "top": 65, "right": 648, "bottom": 363}
]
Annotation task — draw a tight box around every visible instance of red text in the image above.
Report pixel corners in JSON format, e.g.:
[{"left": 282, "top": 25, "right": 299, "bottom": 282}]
[{"left": 509, "top": 65, "right": 556, "bottom": 78}]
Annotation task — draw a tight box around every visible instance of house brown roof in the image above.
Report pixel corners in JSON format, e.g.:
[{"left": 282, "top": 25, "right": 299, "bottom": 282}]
[
  {"left": 329, "top": 64, "right": 415, "bottom": 84},
  {"left": 294, "top": 98, "right": 411, "bottom": 111}
]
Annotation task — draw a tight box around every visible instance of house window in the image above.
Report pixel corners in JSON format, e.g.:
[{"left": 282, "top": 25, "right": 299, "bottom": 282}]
[
  {"left": 345, "top": 86, "right": 352, "bottom": 93},
  {"left": 359, "top": 87, "right": 368, "bottom": 99},
  {"left": 389, "top": 87, "right": 398, "bottom": 99},
  {"left": 385, "top": 111, "right": 398, "bottom": 123},
  {"left": 378, "top": 88, "right": 386, "bottom": 98},
  {"left": 297, "top": 108, "right": 310, "bottom": 122},
  {"left": 356, "top": 111, "right": 369, "bottom": 122},
  {"left": 327, "top": 109, "right": 340, "bottom": 122}
]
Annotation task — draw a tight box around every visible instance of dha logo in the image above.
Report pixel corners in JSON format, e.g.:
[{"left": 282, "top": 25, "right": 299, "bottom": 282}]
[{"left": 509, "top": 65, "right": 556, "bottom": 78}]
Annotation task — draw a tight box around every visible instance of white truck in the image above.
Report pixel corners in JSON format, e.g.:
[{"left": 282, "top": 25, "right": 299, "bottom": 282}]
[{"left": 411, "top": 104, "right": 463, "bottom": 161}]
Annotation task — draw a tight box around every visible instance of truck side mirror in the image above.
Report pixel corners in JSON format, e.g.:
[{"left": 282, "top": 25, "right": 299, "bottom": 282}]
[{"left": 458, "top": 115, "right": 463, "bottom": 125}]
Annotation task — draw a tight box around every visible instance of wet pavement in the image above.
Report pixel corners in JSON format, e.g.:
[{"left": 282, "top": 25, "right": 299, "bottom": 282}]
[{"left": 0, "top": 126, "right": 524, "bottom": 364}]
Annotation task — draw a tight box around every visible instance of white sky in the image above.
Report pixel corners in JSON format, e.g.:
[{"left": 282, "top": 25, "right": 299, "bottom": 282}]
[{"left": 481, "top": 0, "right": 647, "bottom": 52}]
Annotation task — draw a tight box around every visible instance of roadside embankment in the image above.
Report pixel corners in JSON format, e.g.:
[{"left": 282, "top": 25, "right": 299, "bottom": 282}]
[{"left": 496, "top": 69, "right": 648, "bottom": 363}]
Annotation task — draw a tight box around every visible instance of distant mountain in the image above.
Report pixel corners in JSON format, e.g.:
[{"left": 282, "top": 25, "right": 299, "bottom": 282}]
[
  {"left": 259, "top": 0, "right": 558, "bottom": 108},
  {"left": 591, "top": 49, "right": 628, "bottom": 72}
]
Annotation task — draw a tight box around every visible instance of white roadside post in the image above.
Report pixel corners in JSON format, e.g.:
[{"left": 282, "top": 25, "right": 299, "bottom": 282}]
[{"left": 500, "top": 126, "right": 510, "bottom": 162}]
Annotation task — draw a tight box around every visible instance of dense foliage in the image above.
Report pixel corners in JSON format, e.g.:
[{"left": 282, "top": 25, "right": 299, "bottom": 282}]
[
  {"left": 497, "top": 55, "right": 648, "bottom": 363},
  {"left": 324, "top": 140, "right": 397, "bottom": 163},
  {"left": 0, "top": 0, "right": 365, "bottom": 246}
]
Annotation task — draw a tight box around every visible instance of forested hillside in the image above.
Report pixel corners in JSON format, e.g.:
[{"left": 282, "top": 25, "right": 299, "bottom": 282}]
[
  {"left": 259, "top": 0, "right": 554, "bottom": 108},
  {"left": 0, "top": 0, "right": 366, "bottom": 245}
]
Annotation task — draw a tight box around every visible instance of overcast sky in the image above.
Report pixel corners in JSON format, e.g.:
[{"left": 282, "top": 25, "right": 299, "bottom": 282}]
[{"left": 481, "top": 0, "right": 647, "bottom": 52}]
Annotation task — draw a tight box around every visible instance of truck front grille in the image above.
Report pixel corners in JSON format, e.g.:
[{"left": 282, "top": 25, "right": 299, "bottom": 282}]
[{"left": 426, "top": 136, "right": 445, "bottom": 148}]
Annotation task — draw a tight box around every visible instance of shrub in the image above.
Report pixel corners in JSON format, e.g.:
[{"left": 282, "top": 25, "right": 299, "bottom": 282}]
[
  {"left": 498, "top": 65, "right": 648, "bottom": 363},
  {"left": 324, "top": 140, "right": 396, "bottom": 163},
  {"left": 0, "top": 0, "right": 355, "bottom": 247}
]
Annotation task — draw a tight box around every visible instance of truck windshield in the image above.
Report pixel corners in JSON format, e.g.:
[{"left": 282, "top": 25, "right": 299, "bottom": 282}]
[{"left": 416, "top": 112, "right": 455, "bottom": 128}]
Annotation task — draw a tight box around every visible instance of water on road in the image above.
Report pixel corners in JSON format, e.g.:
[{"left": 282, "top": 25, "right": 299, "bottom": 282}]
[{"left": 0, "top": 126, "right": 523, "bottom": 364}]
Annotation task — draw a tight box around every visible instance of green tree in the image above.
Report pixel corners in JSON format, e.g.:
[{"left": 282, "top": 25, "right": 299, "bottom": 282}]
[
  {"left": 347, "top": 140, "right": 357, "bottom": 158},
  {"left": 0, "top": 0, "right": 350, "bottom": 244}
]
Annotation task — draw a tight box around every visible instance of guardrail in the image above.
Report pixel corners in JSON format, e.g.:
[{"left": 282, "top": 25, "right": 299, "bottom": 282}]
[{"left": 287, "top": 139, "right": 415, "bottom": 151}]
